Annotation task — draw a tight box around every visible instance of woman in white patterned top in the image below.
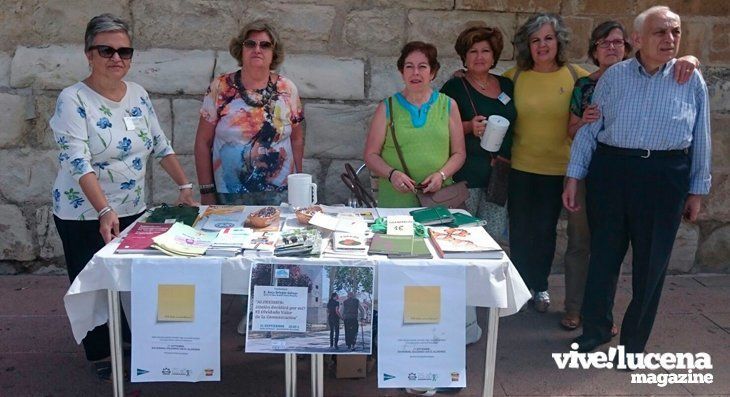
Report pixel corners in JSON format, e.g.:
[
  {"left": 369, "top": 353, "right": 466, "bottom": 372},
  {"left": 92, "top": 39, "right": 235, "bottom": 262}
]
[{"left": 50, "top": 13, "right": 197, "bottom": 377}]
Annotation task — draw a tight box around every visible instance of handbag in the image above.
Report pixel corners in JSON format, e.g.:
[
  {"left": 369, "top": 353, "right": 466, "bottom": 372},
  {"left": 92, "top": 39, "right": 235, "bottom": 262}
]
[
  {"left": 485, "top": 157, "right": 509, "bottom": 206},
  {"left": 460, "top": 77, "right": 510, "bottom": 207},
  {"left": 387, "top": 97, "right": 468, "bottom": 210}
]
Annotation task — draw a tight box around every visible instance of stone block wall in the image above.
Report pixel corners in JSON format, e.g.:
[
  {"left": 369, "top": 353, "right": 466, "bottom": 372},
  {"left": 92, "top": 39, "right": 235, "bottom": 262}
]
[{"left": 0, "top": 0, "right": 728, "bottom": 274}]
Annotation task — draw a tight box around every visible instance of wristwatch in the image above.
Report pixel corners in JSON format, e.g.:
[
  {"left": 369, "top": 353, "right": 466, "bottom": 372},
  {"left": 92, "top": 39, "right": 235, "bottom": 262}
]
[{"left": 199, "top": 183, "right": 216, "bottom": 195}]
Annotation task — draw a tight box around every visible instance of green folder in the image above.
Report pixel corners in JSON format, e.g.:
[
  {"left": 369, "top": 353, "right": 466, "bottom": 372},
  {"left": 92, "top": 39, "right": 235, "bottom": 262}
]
[
  {"left": 448, "top": 212, "right": 487, "bottom": 227},
  {"left": 409, "top": 206, "right": 454, "bottom": 226},
  {"left": 145, "top": 204, "right": 200, "bottom": 226}
]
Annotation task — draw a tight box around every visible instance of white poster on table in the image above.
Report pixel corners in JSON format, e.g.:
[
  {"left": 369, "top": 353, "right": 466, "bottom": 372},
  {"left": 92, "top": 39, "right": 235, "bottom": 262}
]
[
  {"left": 245, "top": 261, "right": 374, "bottom": 355},
  {"left": 131, "top": 258, "right": 222, "bottom": 382},
  {"left": 378, "top": 263, "right": 466, "bottom": 388}
]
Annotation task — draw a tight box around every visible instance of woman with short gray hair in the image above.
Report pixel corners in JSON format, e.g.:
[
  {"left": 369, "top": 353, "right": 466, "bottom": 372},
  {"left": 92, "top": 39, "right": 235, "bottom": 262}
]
[
  {"left": 51, "top": 13, "right": 197, "bottom": 380},
  {"left": 502, "top": 13, "right": 590, "bottom": 314}
]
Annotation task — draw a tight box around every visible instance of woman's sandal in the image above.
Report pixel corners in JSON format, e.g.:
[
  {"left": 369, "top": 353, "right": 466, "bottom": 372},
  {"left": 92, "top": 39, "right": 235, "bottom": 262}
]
[{"left": 560, "top": 313, "right": 581, "bottom": 330}]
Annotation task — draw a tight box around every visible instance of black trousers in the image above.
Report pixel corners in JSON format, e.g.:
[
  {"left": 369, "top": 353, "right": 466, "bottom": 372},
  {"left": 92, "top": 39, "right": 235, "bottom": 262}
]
[
  {"left": 54, "top": 213, "right": 142, "bottom": 361},
  {"left": 581, "top": 149, "right": 689, "bottom": 353},
  {"left": 508, "top": 169, "right": 564, "bottom": 292},
  {"left": 343, "top": 318, "right": 359, "bottom": 347},
  {"left": 328, "top": 316, "right": 340, "bottom": 347}
]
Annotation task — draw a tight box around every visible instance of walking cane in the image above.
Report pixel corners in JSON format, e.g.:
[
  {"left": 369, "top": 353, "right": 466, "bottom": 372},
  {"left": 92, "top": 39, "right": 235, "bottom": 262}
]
[{"left": 360, "top": 321, "right": 365, "bottom": 350}]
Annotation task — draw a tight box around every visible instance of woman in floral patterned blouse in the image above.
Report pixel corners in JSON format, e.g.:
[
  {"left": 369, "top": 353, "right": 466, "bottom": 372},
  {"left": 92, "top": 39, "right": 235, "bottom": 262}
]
[
  {"left": 50, "top": 14, "right": 197, "bottom": 375},
  {"left": 194, "top": 19, "right": 305, "bottom": 205}
]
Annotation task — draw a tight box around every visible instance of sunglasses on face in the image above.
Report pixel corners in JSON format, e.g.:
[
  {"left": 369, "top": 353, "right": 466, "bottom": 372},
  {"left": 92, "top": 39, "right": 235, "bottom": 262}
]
[
  {"left": 89, "top": 45, "right": 134, "bottom": 59},
  {"left": 242, "top": 39, "right": 273, "bottom": 50}
]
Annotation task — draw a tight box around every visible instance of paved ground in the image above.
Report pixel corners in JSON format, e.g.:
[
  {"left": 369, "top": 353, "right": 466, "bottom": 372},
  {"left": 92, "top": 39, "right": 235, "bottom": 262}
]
[{"left": 1, "top": 274, "right": 728, "bottom": 396}]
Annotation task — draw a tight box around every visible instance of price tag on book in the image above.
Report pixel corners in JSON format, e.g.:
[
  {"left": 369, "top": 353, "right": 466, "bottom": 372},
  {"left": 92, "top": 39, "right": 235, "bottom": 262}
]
[{"left": 387, "top": 215, "right": 414, "bottom": 236}]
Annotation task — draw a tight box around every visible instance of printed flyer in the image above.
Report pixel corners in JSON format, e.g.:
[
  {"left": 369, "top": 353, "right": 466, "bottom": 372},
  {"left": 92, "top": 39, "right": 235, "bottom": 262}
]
[
  {"left": 130, "top": 258, "right": 222, "bottom": 382},
  {"left": 378, "top": 264, "right": 466, "bottom": 388},
  {"left": 245, "top": 261, "right": 374, "bottom": 355}
]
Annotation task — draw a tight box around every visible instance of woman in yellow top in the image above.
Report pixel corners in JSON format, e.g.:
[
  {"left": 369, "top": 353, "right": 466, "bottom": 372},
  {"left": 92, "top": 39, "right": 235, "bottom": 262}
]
[{"left": 503, "top": 13, "right": 589, "bottom": 313}]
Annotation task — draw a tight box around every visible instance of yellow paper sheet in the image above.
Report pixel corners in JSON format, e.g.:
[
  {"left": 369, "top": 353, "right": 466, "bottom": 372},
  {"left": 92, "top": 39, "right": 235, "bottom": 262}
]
[
  {"left": 157, "top": 284, "right": 195, "bottom": 322},
  {"left": 403, "top": 286, "right": 441, "bottom": 323}
]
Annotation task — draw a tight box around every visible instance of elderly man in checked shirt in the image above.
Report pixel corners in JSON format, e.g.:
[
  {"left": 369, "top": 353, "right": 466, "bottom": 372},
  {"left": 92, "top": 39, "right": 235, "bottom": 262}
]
[{"left": 562, "top": 5, "right": 711, "bottom": 354}]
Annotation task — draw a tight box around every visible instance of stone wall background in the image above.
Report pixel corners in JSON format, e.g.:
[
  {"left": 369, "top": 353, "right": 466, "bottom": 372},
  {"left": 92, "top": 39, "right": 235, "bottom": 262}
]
[{"left": 0, "top": 0, "right": 727, "bottom": 274}]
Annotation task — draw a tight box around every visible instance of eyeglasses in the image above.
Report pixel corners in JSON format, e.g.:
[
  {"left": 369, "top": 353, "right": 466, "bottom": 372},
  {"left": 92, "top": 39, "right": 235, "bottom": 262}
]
[
  {"left": 242, "top": 39, "right": 273, "bottom": 50},
  {"left": 597, "top": 39, "right": 625, "bottom": 49},
  {"left": 88, "top": 45, "right": 134, "bottom": 59}
]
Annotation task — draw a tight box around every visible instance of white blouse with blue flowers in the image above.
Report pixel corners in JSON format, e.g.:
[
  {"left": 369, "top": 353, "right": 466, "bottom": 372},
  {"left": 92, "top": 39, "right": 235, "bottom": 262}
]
[{"left": 50, "top": 81, "right": 174, "bottom": 220}]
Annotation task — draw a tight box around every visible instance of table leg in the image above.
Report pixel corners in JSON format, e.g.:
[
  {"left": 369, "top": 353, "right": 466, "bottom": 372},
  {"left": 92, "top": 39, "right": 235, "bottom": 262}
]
[
  {"left": 107, "top": 289, "right": 124, "bottom": 397},
  {"left": 285, "top": 353, "right": 297, "bottom": 397},
  {"left": 481, "top": 307, "right": 499, "bottom": 397},
  {"left": 310, "top": 354, "right": 324, "bottom": 397}
]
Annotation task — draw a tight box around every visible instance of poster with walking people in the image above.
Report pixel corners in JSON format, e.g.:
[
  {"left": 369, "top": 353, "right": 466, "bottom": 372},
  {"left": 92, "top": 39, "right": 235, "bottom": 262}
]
[{"left": 245, "top": 261, "right": 374, "bottom": 355}]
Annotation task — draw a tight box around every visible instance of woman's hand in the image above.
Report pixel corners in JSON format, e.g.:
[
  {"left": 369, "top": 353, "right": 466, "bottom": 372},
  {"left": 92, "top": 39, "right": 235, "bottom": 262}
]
[
  {"left": 200, "top": 192, "right": 217, "bottom": 205},
  {"left": 390, "top": 170, "right": 416, "bottom": 193},
  {"left": 674, "top": 55, "right": 699, "bottom": 84},
  {"left": 99, "top": 210, "right": 120, "bottom": 244},
  {"left": 471, "top": 115, "right": 487, "bottom": 137},
  {"left": 581, "top": 104, "right": 601, "bottom": 124},
  {"left": 175, "top": 188, "right": 200, "bottom": 207},
  {"left": 419, "top": 172, "right": 443, "bottom": 193}
]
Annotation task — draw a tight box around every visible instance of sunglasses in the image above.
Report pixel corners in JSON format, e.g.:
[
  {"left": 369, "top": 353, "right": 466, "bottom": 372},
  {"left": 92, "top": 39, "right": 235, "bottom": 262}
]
[
  {"left": 89, "top": 45, "right": 134, "bottom": 59},
  {"left": 242, "top": 39, "right": 273, "bottom": 50}
]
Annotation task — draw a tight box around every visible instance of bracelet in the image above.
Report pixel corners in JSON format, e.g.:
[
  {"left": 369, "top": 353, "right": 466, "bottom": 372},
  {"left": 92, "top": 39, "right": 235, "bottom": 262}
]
[
  {"left": 178, "top": 183, "right": 193, "bottom": 191},
  {"left": 438, "top": 171, "right": 447, "bottom": 181},
  {"left": 98, "top": 206, "right": 114, "bottom": 219},
  {"left": 387, "top": 168, "right": 397, "bottom": 182}
]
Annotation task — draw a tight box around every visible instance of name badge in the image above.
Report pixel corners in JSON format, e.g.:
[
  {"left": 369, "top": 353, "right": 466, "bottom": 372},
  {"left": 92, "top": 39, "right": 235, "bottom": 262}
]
[
  {"left": 123, "top": 116, "right": 144, "bottom": 131},
  {"left": 497, "top": 92, "right": 511, "bottom": 105}
]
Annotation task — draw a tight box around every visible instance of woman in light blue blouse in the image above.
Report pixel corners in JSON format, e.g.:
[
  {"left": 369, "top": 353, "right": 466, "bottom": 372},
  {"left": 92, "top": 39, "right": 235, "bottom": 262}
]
[{"left": 50, "top": 14, "right": 197, "bottom": 379}]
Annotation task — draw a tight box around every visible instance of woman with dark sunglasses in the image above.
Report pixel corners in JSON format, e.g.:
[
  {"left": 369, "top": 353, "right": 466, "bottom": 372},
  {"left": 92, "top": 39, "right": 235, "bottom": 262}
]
[
  {"left": 50, "top": 13, "right": 197, "bottom": 380},
  {"left": 194, "top": 19, "right": 305, "bottom": 207}
]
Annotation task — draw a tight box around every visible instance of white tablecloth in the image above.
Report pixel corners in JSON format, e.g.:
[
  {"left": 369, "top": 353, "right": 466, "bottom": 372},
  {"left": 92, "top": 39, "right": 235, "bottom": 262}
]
[{"left": 64, "top": 208, "right": 531, "bottom": 344}]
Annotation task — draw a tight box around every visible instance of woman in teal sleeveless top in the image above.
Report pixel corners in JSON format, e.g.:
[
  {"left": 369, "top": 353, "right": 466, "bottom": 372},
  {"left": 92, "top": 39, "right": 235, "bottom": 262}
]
[{"left": 364, "top": 41, "right": 465, "bottom": 208}]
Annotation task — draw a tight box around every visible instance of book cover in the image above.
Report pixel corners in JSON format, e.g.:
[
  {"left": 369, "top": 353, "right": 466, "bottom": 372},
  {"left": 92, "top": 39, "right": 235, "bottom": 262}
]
[
  {"left": 151, "top": 223, "right": 217, "bottom": 257},
  {"left": 368, "top": 234, "right": 432, "bottom": 259},
  {"left": 409, "top": 206, "right": 454, "bottom": 226},
  {"left": 116, "top": 222, "right": 173, "bottom": 254},
  {"left": 428, "top": 227, "right": 503, "bottom": 259},
  {"left": 333, "top": 232, "right": 368, "bottom": 252},
  {"left": 194, "top": 205, "right": 246, "bottom": 231}
]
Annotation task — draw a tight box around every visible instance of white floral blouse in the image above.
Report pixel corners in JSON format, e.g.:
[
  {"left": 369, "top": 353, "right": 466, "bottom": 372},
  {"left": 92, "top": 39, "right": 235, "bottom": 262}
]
[{"left": 50, "top": 81, "right": 174, "bottom": 220}]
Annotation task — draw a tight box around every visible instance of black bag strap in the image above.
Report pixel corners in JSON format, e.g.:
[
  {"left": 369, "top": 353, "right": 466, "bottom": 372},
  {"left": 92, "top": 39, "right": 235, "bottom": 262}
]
[{"left": 387, "top": 97, "right": 412, "bottom": 178}]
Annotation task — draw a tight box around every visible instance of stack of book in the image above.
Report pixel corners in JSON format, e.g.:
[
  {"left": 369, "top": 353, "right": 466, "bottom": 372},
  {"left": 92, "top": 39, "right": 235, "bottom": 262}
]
[
  {"left": 322, "top": 232, "right": 369, "bottom": 259},
  {"left": 151, "top": 223, "right": 217, "bottom": 257},
  {"left": 205, "top": 227, "right": 252, "bottom": 257},
  {"left": 428, "top": 226, "right": 503, "bottom": 259},
  {"left": 274, "top": 229, "right": 322, "bottom": 257},
  {"left": 116, "top": 222, "right": 173, "bottom": 254},
  {"left": 367, "top": 234, "right": 432, "bottom": 259},
  {"left": 194, "top": 205, "right": 247, "bottom": 232}
]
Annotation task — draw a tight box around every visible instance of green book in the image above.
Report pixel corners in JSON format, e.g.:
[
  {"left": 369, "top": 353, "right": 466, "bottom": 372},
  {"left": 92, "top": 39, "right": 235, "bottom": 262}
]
[
  {"left": 449, "top": 212, "right": 487, "bottom": 227},
  {"left": 409, "top": 206, "right": 454, "bottom": 226},
  {"left": 146, "top": 204, "right": 200, "bottom": 226},
  {"left": 368, "top": 234, "right": 432, "bottom": 259}
]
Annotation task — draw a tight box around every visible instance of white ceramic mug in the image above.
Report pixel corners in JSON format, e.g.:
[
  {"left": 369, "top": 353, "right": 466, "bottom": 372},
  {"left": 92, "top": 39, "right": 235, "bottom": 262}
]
[
  {"left": 480, "top": 115, "right": 510, "bottom": 152},
  {"left": 287, "top": 173, "right": 317, "bottom": 208}
]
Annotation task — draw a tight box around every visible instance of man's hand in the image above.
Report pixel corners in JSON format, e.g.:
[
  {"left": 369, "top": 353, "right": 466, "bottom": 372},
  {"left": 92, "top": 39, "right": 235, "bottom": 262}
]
[
  {"left": 562, "top": 177, "right": 581, "bottom": 212},
  {"left": 683, "top": 194, "right": 702, "bottom": 222}
]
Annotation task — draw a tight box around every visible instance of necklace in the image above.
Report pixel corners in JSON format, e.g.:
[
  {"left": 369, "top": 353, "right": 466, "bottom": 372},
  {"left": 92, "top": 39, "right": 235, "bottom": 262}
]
[
  {"left": 468, "top": 74, "right": 490, "bottom": 90},
  {"left": 234, "top": 70, "right": 278, "bottom": 108}
]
